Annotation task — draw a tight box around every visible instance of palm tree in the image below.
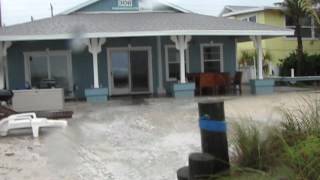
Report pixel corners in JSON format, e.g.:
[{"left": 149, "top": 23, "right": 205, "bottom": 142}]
[{"left": 277, "top": 0, "right": 319, "bottom": 75}]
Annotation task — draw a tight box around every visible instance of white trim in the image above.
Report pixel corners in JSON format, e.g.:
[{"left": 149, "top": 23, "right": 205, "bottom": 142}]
[
  {"left": 86, "top": 38, "right": 106, "bottom": 88},
  {"left": 23, "top": 50, "right": 74, "bottom": 96},
  {"left": 284, "top": 15, "right": 319, "bottom": 40},
  {"left": 60, "top": 0, "right": 101, "bottom": 15},
  {"left": 164, "top": 44, "right": 190, "bottom": 82},
  {"left": 60, "top": 0, "right": 191, "bottom": 15},
  {"left": 240, "top": 14, "right": 257, "bottom": 23},
  {"left": 0, "top": 30, "right": 294, "bottom": 42},
  {"left": 200, "top": 43, "right": 224, "bottom": 73},
  {"left": 107, "top": 46, "right": 153, "bottom": 96},
  {"left": 72, "top": 10, "right": 177, "bottom": 14},
  {"left": 235, "top": 38, "right": 238, "bottom": 71}
]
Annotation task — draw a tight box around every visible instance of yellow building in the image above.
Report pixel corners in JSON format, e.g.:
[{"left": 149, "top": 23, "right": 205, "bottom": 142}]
[{"left": 220, "top": 5, "right": 320, "bottom": 68}]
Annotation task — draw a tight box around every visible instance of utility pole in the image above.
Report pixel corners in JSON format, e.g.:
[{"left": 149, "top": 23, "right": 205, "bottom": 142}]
[
  {"left": 50, "top": 3, "right": 54, "bottom": 17},
  {"left": 0, "top": 0, "right": 2, "bottom": 27}
]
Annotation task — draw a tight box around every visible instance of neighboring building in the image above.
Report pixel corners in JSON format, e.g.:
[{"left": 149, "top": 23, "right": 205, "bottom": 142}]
[
  {"left": 0, "top": 0, "right": 292, "bottom": 100},
  {"left": 221, "top": 5, "right": 320, "bottom": 69}
]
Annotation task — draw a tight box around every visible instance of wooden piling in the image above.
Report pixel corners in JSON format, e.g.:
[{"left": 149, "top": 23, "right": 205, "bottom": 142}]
[{"left": 198, "top": 101, "right": 230, "bottom": 174}]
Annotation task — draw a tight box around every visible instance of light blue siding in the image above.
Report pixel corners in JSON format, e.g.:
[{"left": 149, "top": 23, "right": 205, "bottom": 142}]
[
  {"left": 75, "top": 0, "right": 180, "bottom": 13},
  {"left": 7, "top": 36, "right": 236, "bottom": 98},
  {"left": 160, "top": 36, "right": 237, "bottom": 93},
  {"left": 76, "top": 0, "right": 139, "bottom": 12},
  {"left": 7, "top": 40, "right": 96, "bottom": 98}
]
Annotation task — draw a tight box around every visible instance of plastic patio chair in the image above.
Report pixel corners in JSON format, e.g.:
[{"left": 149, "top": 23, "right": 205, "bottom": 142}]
[{"left": 0, "top": 112, "right": 67, "bottom": 138}]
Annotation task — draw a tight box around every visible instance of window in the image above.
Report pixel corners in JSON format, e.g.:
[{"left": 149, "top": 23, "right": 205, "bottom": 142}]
[
  {"left": 24, "top": 51, "right": 73, "bottom": 97},
  {"left": 165, "top": 45, "right": 189, "bottom": 81},
  {"left": 201, "top": 44, "right": 223, "bottom": 73},
  {"left": 241, "top": 15, "right": 257, "bottom": 23},
  {"left": 285, "top": 16, "right": 318, "bottom": 39}
]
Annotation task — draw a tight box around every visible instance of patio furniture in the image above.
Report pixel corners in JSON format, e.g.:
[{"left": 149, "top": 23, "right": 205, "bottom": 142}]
[
  {"left": 199, "top": 73, "right": 220, "bottom": 95},
  {"left": 12, "top": 89, "right": 64, "bottom": 112},
  {"left": 219, "top": 72, "right": 232, "bottom": 94},
  {"left": 187, "top": 73, "right": 201, "bottom": 94},
  {"left": 0, "top": 90, "right": 13, "bottom": 104},
  {"left": 0, "top": 112, "right": 67, "bottom": 138},
  {"left": 232, "top": 71, "right": 243, "bottom": 95},
  {"left": 0, "top": 105, "right": 73, "bottom": 120}
]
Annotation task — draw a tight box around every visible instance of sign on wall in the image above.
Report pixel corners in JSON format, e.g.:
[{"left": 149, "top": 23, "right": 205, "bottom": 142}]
[
  {"left": 118, "top": 0, "right": 133, "bottom": 7},
  {"left": 112, "top": 0, "right": 138, "bottom": 10}
]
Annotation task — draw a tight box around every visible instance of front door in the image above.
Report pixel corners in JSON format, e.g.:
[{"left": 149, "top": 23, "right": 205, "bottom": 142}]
[
  {"left": 108, "top": 47, "right": 152, "bottom": 96},
  {"left": 110, "top": 50, "right": 130, "bottom": 95}
]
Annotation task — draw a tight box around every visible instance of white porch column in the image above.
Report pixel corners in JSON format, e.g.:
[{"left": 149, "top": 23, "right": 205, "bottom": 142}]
[
  {"left": 253, "top": 36, "right": 263, "bottom": 80},
  {"left": 0, "top": 42, "right": 12, "bottom": 89},
  {"left": 86, "top": 38, "right": 106, "bottom": 88},
  {"left": 156, "top": 37, "right": 165, "bottom": 94},
  {"left": 170, "top": 35, "right": 191, "bottom": 83}
]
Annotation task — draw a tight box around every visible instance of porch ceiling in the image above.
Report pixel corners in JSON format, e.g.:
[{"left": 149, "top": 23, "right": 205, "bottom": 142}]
[{"left": 0, "top": 12, "right": 293, "bottom": 41}]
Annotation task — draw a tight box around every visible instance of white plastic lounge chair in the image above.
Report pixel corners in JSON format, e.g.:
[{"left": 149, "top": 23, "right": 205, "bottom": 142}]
[{"left": 0, "top": 112, "right": 67, "bottom": 138}]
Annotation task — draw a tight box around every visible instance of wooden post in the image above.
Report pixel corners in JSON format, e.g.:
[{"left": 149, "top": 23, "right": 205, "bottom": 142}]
[
  {"left": 189, "top": 152, "right": 215, "bottom": 180},
  {"left": 177, "top": 166, "right": 189, "bottom": 180},
  {"left": 198, "top": 101, "right": 230, "bottom": 174}
]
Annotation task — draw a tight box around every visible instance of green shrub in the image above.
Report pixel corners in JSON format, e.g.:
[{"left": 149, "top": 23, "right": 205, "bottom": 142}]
[
  {"left": 280, "top": 52, "right": 320, "bottom": 76},
  {"left": 239, "top": 50, "right": 256, "bottom": 66},
  {"left": 231, "top": 122, "right": 281, "bottom": 171},
  {"left": 225, "top": 97, "right": 320, "bottom": 179},
  {"left": 280, "top": 97, "right": 320, "bottom": 143},
  {"left": 282, "top": 136, "right": 320, "bottom": 180}
]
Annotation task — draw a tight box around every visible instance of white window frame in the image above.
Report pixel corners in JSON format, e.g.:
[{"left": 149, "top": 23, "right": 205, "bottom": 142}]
[
  {"left": 106, "top": 46, "right": 154, "bottom": 96},
  {"left": 164, "top": 45, "right": 190, "bottom": 82},
  {"left": 200, "top": 43, "right": 224, "bottom": 73},
  {"left": 240, "top": 15, "right": 257, "bottom": 23},
  {"left": 23, "top": 50, "right": 73, "bottom": 95},
  {"left": 285, "top": 15, "right": 318, "bottom": 40}
]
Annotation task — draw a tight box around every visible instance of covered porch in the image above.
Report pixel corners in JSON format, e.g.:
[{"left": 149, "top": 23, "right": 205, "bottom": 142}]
[{"left": 0, "top": 12, "right": 293, "bottom": 103}]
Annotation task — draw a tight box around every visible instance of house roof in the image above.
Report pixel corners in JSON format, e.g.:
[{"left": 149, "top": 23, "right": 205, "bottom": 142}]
[
  {"left": 220, "top": 5, "right": 283, "bottom": 17},
  {"left": 0, "top": 12, "right": 293, "bottom": 41}
]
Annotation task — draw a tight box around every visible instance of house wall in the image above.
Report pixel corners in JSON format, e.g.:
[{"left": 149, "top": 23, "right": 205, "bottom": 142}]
[
  {"left": 76, "top": 0, "right": 140, "bottom": 12},
  {"left": 160, "top": 36, "right": 236, "bottom": 93},
  {"left": 74, "top": 0, "right": 179, "bottom": 13},
  {"left": 7, "top": 36, "right": 236, "bottom": 98},
  {"left": 234, "top": 10, "right": 320, "bottom": 65},
  {"left": 7, "top": 40, "right": 95, "bottom": 98}
]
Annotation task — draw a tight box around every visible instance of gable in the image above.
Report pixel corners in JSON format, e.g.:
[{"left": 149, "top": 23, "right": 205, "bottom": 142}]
[
  {"left": 67, "top": 0, "right": 185, "bottom": 14},
  {"left": 76, "top": 0, "right": 139, "bottom": 12}
]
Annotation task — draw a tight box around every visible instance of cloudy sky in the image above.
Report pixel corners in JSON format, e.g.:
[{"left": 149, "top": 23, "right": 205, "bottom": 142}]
[{"left": 2, "top": 0, "right": 281, "bottom": 26}]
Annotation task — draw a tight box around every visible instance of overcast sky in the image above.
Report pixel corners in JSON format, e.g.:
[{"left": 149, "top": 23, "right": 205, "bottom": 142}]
[{"left": 2, "top": 0, "right": 281, "bottom": 26}]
